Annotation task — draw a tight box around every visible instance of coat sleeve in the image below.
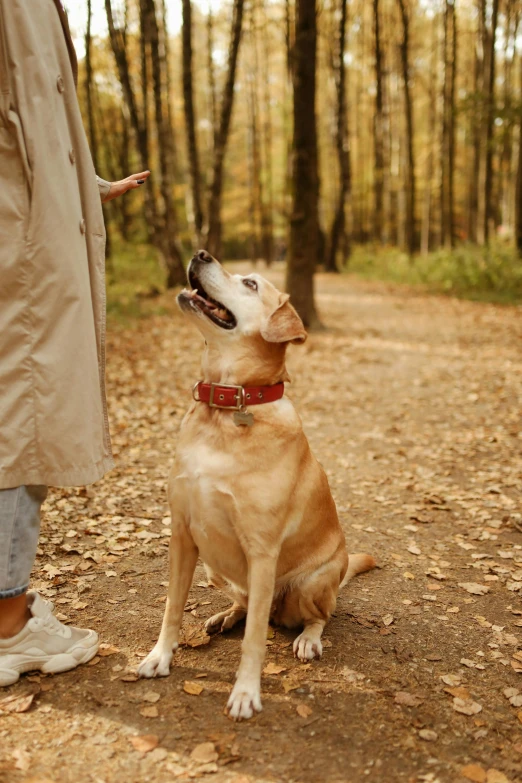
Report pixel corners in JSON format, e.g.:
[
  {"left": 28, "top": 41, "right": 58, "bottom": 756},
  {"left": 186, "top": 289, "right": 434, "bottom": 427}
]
[{"left": 96, "top": 176, "right": 111, "bottom": 200}]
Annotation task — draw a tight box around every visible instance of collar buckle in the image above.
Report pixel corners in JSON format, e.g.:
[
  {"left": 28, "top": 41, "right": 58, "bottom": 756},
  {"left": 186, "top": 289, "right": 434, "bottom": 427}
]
[{"left": 199, "top": 382, "right": 246, "bottom": 411}]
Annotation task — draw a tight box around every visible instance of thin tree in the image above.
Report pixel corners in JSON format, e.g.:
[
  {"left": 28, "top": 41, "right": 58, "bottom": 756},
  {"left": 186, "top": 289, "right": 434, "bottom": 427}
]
[
  {"left": 515, "top": 55, "right": 522, "bottom": 256},
  {"left": 105, "top": 0, "right": 156, "bottom": 233},
  {"left": 483, "top": 0, "right": 499, "bottom": 244},
  {"left": 286, "top": 0, "right": 321, "bottom": 327},
  {"left": 440, "top": 0, "right": 457, "bottom": 248},
  {"left": 260, "top": 0, "right": 274, "bottom": 265},
  {"left": 468, "top": 0, "right": 485, "bottom": 242},
  {"left": 421, "top": 21, "right": 438, "bottom": 255},
  {"left": 205, "top": 0, "right": 246, "bottom": 257},
  {"left": 373, "top": 0, "right": 385, "bottom": 243},
  {"left": 396, "top": 0, "right": 416, "bottom": 256},
  {"left": 182, "top": 0, "right": 204, "bottom": 246},
  {"left": 326, "top": 0, "right": 351, "bottom": 272},
  {"left": 206, "top": 9, "right": 218, "bottom": 150},
  {"left": 85, "top": 0, "right": 98, "bottom": 172},
  {"left": 144, "top": 0, "right": 185, "bottom": 285}
]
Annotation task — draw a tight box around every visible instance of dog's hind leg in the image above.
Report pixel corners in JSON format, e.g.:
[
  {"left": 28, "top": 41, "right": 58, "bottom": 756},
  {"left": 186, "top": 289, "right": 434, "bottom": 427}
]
[
  {"left": 276, "top": 554, "right": 346, "bottom": 662},
  {"left": 138, "top": 521, "right": 198, "bottom": 678},
  {"left": 205, "top": 603, "right": 246, "bottom": 633},
  {"left": 203, "top": 567, "right": 248, "bottom": 633}
]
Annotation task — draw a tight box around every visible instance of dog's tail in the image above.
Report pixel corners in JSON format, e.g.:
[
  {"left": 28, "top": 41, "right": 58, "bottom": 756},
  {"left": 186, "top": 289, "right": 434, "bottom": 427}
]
[{"left": 341, "top": 553, "right": 376, "bottom": 588}]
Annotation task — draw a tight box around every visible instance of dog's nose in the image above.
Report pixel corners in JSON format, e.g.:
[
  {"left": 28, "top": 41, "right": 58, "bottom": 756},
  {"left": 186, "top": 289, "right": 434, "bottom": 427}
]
[{"left": 196, "top": 249, "right": 213, "bottom": 263}]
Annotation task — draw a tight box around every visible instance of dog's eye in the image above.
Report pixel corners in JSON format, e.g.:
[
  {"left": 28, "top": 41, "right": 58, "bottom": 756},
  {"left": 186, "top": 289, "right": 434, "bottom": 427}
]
[{"left": 242, "top": 278, "right": 258, "bottom": 292}]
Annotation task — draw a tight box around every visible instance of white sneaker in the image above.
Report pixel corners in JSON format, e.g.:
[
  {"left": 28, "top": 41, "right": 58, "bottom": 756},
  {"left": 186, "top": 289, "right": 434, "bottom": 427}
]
[{"left": 0, "top": 592, "right": 99, "bottom": 686}]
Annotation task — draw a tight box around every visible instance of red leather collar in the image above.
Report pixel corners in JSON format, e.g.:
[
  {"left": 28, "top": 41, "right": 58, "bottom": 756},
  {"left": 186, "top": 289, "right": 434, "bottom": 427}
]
[{"left": 192, "top": 381, "right": 284, "bottom": 410}]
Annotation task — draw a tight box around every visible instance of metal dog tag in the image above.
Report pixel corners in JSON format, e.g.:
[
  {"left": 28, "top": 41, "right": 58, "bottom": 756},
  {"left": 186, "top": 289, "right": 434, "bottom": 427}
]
[{"left": 233, "top": 409, "right": 254, "bottom": 427}]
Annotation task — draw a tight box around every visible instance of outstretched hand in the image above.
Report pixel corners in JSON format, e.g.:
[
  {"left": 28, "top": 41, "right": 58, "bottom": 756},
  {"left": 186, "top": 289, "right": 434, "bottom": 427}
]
[{"left": 102, "top": 171, "right": 151, "bottom": 203}]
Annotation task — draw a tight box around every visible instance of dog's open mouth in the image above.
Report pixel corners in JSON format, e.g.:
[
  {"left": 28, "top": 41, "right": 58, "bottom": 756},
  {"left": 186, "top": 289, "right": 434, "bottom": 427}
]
[{"left": 184, "top": 270, "right": 237, "bottom": 330}]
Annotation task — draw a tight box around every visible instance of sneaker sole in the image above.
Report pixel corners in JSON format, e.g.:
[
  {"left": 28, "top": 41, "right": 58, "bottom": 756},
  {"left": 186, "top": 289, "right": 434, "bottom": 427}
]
[{"left": 0, "top": 640, "right": 99, "bottom": 687}]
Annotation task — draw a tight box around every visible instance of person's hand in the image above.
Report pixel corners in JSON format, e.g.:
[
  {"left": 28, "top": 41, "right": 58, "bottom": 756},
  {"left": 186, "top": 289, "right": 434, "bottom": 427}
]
[{"left": 102, "top": 171, "right": 151, "bottom": 203}]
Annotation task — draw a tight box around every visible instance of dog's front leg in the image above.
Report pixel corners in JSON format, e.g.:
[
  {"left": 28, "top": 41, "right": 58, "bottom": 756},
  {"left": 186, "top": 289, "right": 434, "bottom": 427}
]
[
  {"left": 227, "top": 555, "right": 277, "bottom": 720},
  {"left": 138, "top": 523, "right": 198, "bottom": 678}
]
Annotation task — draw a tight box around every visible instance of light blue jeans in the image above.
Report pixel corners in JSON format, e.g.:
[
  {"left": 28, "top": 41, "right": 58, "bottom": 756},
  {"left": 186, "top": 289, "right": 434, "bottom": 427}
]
[{"left": 0, "top": 486, "right": 47, "bottom": 599}]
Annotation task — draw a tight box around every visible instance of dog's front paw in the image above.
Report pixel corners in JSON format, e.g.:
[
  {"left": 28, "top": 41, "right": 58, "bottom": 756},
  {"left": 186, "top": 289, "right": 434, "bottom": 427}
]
[
  {"left": 226, "top": 680, "right": 262, "bottom": 721},
  {"left": 137, "top": 643, "right": 178, "bottom": 678},
  {"left": 293, "top": 632, "right": 322, "bottom": 662}
]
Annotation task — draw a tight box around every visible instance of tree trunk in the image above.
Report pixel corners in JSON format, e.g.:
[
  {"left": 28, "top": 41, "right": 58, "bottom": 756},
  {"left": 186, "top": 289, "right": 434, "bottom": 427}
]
[
  {"left": 260, "top": 0, "right": 274, "bottom": 265},
  {"left": 421, "top": 22, "right": 438, "bottom": 255},
  {"left": 85, "top": 0, "right": 98, "bottom": 171},
  {"left": 483, "top": 0, "right": 499, "bottom": 244},
  {"left": 286, "top": 0, "right": 320, "bottom": 327},
  {"left": 205, "top": 0, "right": 246, "bottom": 258},
  {"left": 500, "top": 1, "right": 518, "bottom": 231},
  {"left": 373, "top": 0, "right": 385, "bottom": 243},
  {"left": 247, "top": 1, "right": 263, "bottom": 264},
  {"left": 326, "top": 0, "right": 351, "bottom": 272},
  {"left": 396, "top": 0, "right": 416, "bottom": 256},
  {"left": 206, "top": 9, "right": 218, "bottom": 152},
  {"left": 105, "top": 0, "right": 156, "bottom": 235},
  {"left": 468, "top": 0, "right": 485, "bottom": 242},
  {"left": 145, "top": 0, "right": 185, "bottom": 286},
  {"left": 182, "top": 0, "right": 204, "bottom": 247},
  {"left": 515, "top": 56, "right": 522, "bottom": 256},
  {"left": 440, "top": 0, "right": 457, "bottom": 248}
]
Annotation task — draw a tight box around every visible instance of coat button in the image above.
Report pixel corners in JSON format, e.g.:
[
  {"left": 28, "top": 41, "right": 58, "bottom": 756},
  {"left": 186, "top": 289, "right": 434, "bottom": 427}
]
[
  {"left": 57, "top": 75, "right": 65, "bottom": 93},
  {"left": 80, "top": 219, "right": 86, "bottom": 235},
  {"left": 69, "top": 148, "right": 76, "bottom": 164}
]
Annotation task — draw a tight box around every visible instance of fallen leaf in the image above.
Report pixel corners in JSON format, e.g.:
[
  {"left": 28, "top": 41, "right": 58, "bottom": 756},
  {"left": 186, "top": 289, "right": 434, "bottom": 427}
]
[
  {"left": 98, "top": 643, "right": 120, "bottom": 657},
  {"left": 181, "top": 626, "right": 211, "bottom": 648},
  {"left": 453, "top": 697, "right": 482, "bottom": 715},
  {"left": 458, "top": 583, "right": 490, "bottom": 596},
  {"left": 461, "top": 764, "right": 486, "bottom": 783},
  {"left": 282, "top": 679, "right": 300, "bottom": 693},
  {"left": 0, "top": 693, "right": 35, "bottom": 713},
  {"left": 445, "top": 686, "right": 470, "bottom": 700},
  {"left": 184, "top": 680, "right": 204, "bottom": 696},
  {"left": 486, "top": 770, "right": 511, "bottom": 783},
  {"left": 263, "top": 663, "right": 288, "bottom": 675},
  {"left": 142, "top": 690, "right": 161, "bottom": 703},
  {"left": 418, "top": 729, "right": 437, "bottom": 742},
  {"left": 129, "top": 734, "right": 159, "bottom": 753},
  {"left": 296, "top": 703, "right": 313, "bottom": 718},
  {"left": 394, "top": 691, "right": 423, "bottom": 707},
  {"left": 190, "top": 742, "right": 218, "bottom": 764},
  {"left": 441, "top": 674, "right": 461, "bottom": 687},
  {"left": 12, "top": 748, "right": 31, "bottom": 771},
  {"left": 382, "top": 613, "right": 394, "bottom": 626},
  {"left": 139, "top": 705, "right": 159, "bottom": 718},
  {"left": 408, "top": 544, "right": 421, "bottom": 555},
  {"left": 461, "top": 659, "right": 477, "bottom": 669}
]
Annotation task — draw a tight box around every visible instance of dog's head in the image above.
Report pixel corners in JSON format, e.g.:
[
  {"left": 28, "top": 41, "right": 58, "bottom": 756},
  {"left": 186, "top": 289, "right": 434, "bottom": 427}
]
[{"left": 178, "top": 251, "right": 307, "bottom": 348}]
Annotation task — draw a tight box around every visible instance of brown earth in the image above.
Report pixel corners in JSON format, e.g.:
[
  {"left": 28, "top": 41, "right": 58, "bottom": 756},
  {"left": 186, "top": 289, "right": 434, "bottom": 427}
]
[{"left": 1, "top": 265, "right": 522, "bottom": 783}]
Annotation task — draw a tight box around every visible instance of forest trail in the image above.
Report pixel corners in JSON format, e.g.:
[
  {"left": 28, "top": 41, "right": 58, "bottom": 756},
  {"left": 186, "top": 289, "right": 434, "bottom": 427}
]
[{"left": 1, "top": 267, "right": 522, "bottom": 783}]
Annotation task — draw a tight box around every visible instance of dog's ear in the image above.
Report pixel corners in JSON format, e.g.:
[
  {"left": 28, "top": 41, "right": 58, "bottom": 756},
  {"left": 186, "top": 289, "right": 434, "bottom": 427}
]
[{"left": 261, "top": 294, "right": 307, "bottom": 345}]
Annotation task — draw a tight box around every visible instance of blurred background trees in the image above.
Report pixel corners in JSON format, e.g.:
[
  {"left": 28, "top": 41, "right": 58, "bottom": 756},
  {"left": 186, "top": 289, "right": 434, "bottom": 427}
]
[{"left": 72, "top": 0, "right": 522, "bottom": 324}]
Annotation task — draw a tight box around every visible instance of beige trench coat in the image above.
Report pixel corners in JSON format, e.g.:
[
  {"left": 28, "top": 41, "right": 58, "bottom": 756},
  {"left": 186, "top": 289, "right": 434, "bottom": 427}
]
[{"left": 0, "top": 0, "right": 114, "bottom": 488}]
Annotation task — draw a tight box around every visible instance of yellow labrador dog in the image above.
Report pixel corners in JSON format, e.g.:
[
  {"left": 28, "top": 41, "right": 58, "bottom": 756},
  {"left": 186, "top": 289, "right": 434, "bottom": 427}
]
[{"left": 138, "top": 251, "right": 375, "bottom": 719}]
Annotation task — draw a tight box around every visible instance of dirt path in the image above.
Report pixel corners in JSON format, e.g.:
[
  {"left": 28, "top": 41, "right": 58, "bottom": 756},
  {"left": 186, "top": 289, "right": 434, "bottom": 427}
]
[{"left": 1, "top": 267, "right": 522, "bottom": 783}]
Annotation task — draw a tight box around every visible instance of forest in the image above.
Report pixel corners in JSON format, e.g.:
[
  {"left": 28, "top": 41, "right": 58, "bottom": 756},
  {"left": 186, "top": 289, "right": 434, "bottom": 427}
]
[{"left": 78, "top": 0, "right": 522, "bottom": 324}]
